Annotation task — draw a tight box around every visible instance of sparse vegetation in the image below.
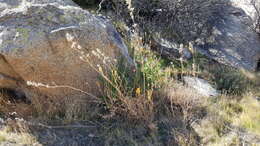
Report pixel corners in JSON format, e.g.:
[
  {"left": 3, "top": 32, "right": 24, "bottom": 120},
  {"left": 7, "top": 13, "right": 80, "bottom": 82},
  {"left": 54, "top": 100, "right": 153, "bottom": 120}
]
[
  {"left": 1, "top": 27, "right": 259, "bottom": 145},
  {"left": 0, "top": 0, "right": 259, "bottom": 146},
  {"left": 0, "top": 126, "right": 39, "bottom": 145},
  {"left": 0, "top": 35, "right": 259, "bottom": 146}
]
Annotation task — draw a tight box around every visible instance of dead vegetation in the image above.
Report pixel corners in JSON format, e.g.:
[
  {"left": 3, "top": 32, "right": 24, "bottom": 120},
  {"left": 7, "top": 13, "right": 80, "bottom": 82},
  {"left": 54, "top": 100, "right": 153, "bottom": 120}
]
[
  {"left": 1, "top": 27, "right": 260, "bottom": 145},
  {"left": 0, "top": 0, "right": 259, "bottom": 145}
]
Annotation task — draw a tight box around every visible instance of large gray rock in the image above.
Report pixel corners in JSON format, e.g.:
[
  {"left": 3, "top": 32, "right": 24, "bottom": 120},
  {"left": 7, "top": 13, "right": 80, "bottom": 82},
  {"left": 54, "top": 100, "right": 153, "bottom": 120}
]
[
  {"left": 196, "top": 4, "right": 260, "bottom": 71},
  {"left": 183, "top": 76, "right": 219, "bottom": 97},
  {"left": 0, "top": 0, "right": 134, "bottom": 103}
]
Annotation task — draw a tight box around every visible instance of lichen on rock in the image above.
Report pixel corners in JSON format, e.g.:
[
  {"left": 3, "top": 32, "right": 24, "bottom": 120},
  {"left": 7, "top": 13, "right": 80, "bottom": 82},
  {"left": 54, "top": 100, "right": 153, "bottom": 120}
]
[{"left": 0, "top": 0, "right": 134, "bottom": 107}]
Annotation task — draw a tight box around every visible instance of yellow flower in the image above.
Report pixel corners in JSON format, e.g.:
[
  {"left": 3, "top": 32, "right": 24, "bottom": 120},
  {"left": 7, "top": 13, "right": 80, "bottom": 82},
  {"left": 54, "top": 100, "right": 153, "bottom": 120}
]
[
  {"left": 189, "top": 42, "right": 195, "bottom": 54},
  {"left": 135, "top": 88, "right": 141, "bottom": 96},
  {"left": 147, "top": 90, "right": 153, "bottom": 101},
  {"left": 139, "top": 47, "right": 144, "bottom": 52},
  {"left": 112, "top": 69, "right": 117, "bottom": 75},
  {"left": 98, "top": 66, "right": 103, "bottom": 73}
]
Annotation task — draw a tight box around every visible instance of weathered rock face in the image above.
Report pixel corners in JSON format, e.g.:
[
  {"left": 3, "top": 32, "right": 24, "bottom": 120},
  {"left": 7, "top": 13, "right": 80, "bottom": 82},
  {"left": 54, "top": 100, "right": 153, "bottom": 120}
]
[
  {"left": 231, "top": 0, "right": 260, "bottom": 29},
  {"left": 196, "top": 5, "right": 260, "bottom": 71},
  {"left": 111, "top": 0, "right": 260, "bottom": 71},
  {"left": 0, "top": 0, "right": 133, "bottom": 102},
  {"left": 183, "top": 76, "right": 219, "bottom": 97}
]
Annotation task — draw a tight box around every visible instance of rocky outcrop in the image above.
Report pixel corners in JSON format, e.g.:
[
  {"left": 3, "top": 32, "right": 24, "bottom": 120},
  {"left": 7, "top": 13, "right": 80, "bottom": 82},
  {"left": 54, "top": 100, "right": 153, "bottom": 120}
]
[
  {"left": 113, "top": 0, "right": 260, "bottom": 71},
  {"left": 196, "top": 4, "right": 260, "bottom": 71},
  {"left": 0, "top": 0, "right": 134, "bottom": 103}
]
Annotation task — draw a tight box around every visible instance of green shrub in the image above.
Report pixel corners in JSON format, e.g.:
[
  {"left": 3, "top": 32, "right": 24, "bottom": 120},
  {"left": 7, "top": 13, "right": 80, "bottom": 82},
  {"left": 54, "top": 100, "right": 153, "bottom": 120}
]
[{"left": 211, "top": 67, "right": 253, "bottom": 95}]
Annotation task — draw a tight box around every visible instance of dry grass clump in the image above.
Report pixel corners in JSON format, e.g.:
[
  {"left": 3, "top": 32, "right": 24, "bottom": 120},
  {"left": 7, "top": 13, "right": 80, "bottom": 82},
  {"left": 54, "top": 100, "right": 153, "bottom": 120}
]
[
  {"left": 77, "top": 38, "right": 204, "bottom": 145},
  {"left": 95, "top": 82, "right": 204, "bottom": 145},
  {"left": 0, "top": 118, "right": 40, "bottom": 145},
  {"left": 202, "top": 91, "right": 260, "bottom": 144},
  {"left": 158, "top": 84, "right": 206, "bottom": 124},
  {"left": 24, "top": 86, "right": 101, "bottom": 123},
  {"left": 232, "top": 92, "right": 260, "bottom": 134},
  {"left": 0, "top": 128, "right": 39, "bottom": 146},
  {"left": 114, "top": 95, "right": 154, "bottom": 124},
  {"left": 152, "top": 84, "right": 205, "bottom": 145},
  {"left": 96, "top": 60, "right": 155, "bottom": 124}
]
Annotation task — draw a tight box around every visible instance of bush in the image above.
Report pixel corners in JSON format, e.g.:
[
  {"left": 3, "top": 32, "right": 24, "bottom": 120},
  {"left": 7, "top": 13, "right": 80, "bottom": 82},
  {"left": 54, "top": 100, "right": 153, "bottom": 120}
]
[{"left": 211, "top": 66, "right": 253, "bottom": 95}]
